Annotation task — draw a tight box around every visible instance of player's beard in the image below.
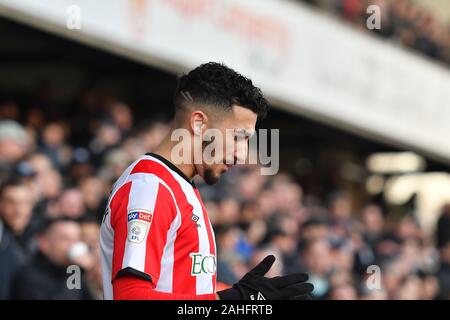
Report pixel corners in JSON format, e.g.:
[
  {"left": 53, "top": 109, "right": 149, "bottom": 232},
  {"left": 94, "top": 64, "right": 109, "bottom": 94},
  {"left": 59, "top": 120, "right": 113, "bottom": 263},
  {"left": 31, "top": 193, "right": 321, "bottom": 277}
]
[
  {"left": 203, "top": 167, "right": 220, "bottom": 185},
  {"left": 203, "top": 167, "right": 226, "bottom": 185},
  {"left": 201, "top": 139, "right": 225, "bottom": 185}
]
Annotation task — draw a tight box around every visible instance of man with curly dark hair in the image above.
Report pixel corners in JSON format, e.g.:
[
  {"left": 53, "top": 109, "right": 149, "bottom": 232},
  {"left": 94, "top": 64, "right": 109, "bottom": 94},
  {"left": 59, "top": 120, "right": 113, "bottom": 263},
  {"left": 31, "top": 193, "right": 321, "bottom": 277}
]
[{"left": 100, "top": 62, "right": 313, "bottom": 300}]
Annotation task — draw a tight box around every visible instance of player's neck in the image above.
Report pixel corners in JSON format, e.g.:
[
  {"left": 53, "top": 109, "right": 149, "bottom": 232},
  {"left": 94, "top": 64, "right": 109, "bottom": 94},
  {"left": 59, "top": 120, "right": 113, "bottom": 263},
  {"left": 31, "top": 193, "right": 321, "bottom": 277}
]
[{"left": 152, "top": 134, "right": 196, "bottom": 181}]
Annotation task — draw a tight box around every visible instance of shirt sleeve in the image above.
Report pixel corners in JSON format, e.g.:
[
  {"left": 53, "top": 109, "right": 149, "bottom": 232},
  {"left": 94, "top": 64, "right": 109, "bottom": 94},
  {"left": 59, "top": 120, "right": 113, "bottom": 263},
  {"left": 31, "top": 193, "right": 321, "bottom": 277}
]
[
  {"left": 113, "top": 275, "right": 217, "bottom": 300},
  {"left": 109, "top": 175, "right": 178, "bottom": 288}
]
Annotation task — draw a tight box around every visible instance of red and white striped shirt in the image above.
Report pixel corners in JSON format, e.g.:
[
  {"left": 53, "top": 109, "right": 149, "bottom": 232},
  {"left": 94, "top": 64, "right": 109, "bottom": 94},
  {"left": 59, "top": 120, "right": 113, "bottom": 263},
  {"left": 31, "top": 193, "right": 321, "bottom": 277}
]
[{"left": 100, "top": 153, "right": 217, "bottom": 300}]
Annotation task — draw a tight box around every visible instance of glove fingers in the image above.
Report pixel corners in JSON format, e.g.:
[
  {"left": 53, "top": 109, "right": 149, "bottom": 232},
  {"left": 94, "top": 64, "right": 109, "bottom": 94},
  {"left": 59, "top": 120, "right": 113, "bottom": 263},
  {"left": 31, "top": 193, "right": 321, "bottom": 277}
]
[
  {"left": 281, "top": 282, "right": 314, "bottom": 299},
  {"left": 248, "top": 255, "right": 276, "bottom": 277},
  {"left": 269, "top": 273, "right": 309, "bottom": 288}
]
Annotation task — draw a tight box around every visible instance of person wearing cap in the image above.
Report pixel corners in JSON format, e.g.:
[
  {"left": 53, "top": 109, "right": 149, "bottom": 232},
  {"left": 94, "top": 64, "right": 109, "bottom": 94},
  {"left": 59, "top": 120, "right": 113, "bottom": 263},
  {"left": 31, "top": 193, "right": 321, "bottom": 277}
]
[{"left": 0, "top": 120, "right": 29, "bottom": 162}]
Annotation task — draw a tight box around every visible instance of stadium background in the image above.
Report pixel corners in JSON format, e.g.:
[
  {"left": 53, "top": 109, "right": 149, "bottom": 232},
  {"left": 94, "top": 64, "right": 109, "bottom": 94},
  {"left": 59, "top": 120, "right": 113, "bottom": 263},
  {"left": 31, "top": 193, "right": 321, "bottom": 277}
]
[{"left": 0, "top": 0, "right": 450, "bottom": 300}]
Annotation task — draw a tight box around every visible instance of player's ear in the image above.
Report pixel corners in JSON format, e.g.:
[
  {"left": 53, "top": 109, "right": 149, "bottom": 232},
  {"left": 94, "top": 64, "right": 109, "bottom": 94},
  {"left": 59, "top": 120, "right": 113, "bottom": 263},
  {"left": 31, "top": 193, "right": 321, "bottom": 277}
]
[{"left": 190, "top": 110, "right": 208, "bottom": 136}]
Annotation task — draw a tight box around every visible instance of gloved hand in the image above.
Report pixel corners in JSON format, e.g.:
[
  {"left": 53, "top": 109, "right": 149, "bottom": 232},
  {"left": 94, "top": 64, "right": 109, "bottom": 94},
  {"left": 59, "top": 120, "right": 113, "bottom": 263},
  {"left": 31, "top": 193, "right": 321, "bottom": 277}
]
[{"left": 217, "top": 255, "right": 313, "bottom": 300}]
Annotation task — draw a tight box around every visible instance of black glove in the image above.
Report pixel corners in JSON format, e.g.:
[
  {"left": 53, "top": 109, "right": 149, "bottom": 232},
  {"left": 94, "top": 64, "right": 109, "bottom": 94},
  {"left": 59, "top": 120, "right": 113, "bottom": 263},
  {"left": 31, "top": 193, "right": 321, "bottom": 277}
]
[{"left": 217, "top": 255, "right": 313, "bottom": 300}]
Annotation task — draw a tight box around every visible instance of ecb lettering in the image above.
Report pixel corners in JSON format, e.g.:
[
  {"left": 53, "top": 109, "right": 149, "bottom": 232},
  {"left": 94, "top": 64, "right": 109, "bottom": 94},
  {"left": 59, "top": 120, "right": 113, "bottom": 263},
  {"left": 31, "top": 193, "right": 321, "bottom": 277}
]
[{"left": 190, "top": 253, "right": 216, "bottom": 276}]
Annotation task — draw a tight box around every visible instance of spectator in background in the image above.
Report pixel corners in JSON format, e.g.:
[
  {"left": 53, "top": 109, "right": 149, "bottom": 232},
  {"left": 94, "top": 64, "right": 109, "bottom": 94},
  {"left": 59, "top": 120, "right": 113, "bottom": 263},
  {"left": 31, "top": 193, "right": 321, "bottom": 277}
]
[
  {"left": 437, "top": 240, "right": 450, "bottom": 299},
  {"left": 217, "top": 197, "right": 241, "bottom": 226},
  {"left": 89, "top": 121, "right": 122, "bottom": 167},
  {"left": 395, "top": 274, "right": 422, "bottom": 299},
  {"left": 27, "top": 152, "right": 54, "bottom": 179},
  {"left": 0, "top": 177, "right": 37, "bottom": 255},
  {"left": 436, "top": 204, "right": 450, "bottom": 249},
  {"left": 414, "top": 13, "right": 441, "bottom": 59},
  {"left": 57, "top": 189, "right": 86, "bottom": 219},
  {"left": 351, "top": 228, "right": 377, "bottom": 275},
  {"left": 0, "top": 120, "right": 30, "bottom": 182},
  {"left": 215, "top": 225, "right": 247, "bottom": 285},
  {"left": 137, "top": 120, "right": 170, "bottom": 153},
  {"left": 331, "top": 240, "right": 354, "bottom": 274},
  {"left": 27, "top": 152, "right": 63, "bottom": 210},
  {"left": 69, "top": 86, "right": 101, "bottom": 147},
  {"left": 299, "top": 217, "right": 330, "bottom": 243},
  {"left": 40, "top": 122, "right": 72, "bottom": 170},
  {"left": 420, "top": 271, "right": 439, "bottom": 300},
  {"left": 80, "top": 216, "right": 103, "bottom": 299},
  {"left": 24, "top": 107, "right": 46, "bottom": 131},
  {"left": 0, "top": 178, "right": 35, "bottom": 299},
  {"left": 268, "top": 174, "right": 304, "bottom": 216},
  {"left": 359, "top": 287, "right": 388, "bottom": 300},
  {"left": 78, "top": 176, "right": 108, "bottom": 221},
  {"left": 0, "top": 215, "right": 25, "bottom": 299},
  {"left": 302, "top": 238, "right": 334, "bottom": 299},
  {"left": 0, "top": 100, "right": 20, "bottom": 121},
  {"left": 14, "top": 161, "right": 38, "bottom": 192},
  {"left": 237, "top": 218, "right": 263, "bottom": 259},
  {"left": 328, "top": 191, "right": 356, "bottom": 240},
  {"left": 328, "top": 283, "right": 358, "bottom": 299},
  {"left": 98, "top": 148, "right": 132, "bottom": 183},
  {"left": 361, "top": 204, "right": 386, "bottom": 249},
  {"left": 266, "top": 228, "right": 301, "bottom": 275},
  {"left": 10, "top": 217, "right": 95, "bottom": 300},
  {"left": 237, "top": 167, "right": 269, "bottom": 203},
  {"left": 109, "top": 102, "right": 133, "bottom": 134},
  {"left": 69, "top": 147, "right": 95, "bottom": 182}
]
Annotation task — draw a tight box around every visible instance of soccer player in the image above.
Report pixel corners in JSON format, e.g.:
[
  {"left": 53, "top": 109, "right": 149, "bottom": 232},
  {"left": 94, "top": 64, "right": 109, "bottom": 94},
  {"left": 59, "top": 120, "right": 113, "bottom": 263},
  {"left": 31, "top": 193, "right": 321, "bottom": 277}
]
[{"left": 100, "top": 62, "right": 313, "bottom": 300}]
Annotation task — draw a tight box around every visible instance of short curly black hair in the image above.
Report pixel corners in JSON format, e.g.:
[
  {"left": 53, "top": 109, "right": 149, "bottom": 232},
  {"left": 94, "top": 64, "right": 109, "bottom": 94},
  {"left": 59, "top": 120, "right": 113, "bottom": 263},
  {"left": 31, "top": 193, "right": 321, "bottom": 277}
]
[{"left": 174, "top": 62, "right": 269, "bottom": 119}]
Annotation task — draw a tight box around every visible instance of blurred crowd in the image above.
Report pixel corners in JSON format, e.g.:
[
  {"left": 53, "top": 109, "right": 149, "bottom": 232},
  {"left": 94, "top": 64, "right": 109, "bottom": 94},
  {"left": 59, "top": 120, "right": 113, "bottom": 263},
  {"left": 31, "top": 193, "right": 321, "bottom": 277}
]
[
  {"left": 0, "top": 89, "right": 170, "bottom": 299},
  {"left": 205, "top": 170, "right": 450, "bottom": 300},
  {"left": 1, "top": 87, "right": 450, "bottom": 300},
  {"left": 301, "top": 0, "right": 450, "bottom": 66}
]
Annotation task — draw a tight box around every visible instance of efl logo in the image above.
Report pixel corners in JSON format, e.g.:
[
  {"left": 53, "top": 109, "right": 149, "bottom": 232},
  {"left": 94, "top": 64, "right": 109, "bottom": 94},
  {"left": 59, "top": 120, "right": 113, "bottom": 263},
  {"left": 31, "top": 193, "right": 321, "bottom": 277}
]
[
  {"left": 128, "top": 210, "right": 153, "bottom": 223},
  {"left": 127, "top": 209, "right": 152, "bottom": 244}
]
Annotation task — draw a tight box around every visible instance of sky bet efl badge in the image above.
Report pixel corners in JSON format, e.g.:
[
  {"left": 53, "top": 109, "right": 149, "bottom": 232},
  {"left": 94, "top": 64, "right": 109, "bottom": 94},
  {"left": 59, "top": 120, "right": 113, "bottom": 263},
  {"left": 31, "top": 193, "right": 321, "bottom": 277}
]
[{"left": 127, "top": 209, "right": 153, "bottom": 243}]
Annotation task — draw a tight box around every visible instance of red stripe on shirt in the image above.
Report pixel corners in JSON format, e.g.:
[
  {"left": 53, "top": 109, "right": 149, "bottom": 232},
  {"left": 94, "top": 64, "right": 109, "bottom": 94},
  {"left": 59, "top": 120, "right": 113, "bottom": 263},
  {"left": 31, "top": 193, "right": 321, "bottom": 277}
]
[
  {"left": 131, "top": 159, "right": 199, "bottom": 294},
  {"left": 110, "top": 181, "right": 132, "bottom": 281}
]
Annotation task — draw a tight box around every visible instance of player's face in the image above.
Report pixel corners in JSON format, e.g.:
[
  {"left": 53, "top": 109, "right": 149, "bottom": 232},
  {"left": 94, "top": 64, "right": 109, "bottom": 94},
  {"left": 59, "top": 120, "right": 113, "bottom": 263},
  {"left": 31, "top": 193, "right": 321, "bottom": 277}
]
[{"left": 199, "top": 105, "right": 257, "bottom": 185}]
